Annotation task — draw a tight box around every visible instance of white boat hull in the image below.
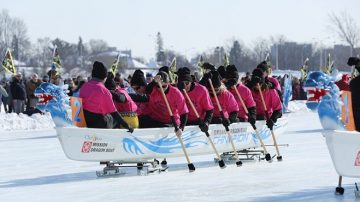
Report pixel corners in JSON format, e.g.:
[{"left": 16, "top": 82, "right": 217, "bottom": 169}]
[
  {"left": 56, "top": 118, "right": 287, "bottom": 162},
  {"left": 323, "top": 130, "right": 360, "bottom": 178}
]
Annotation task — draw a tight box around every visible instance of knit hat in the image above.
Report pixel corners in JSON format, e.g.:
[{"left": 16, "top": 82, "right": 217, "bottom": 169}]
[
  {"left": 159, "top": 66, "right": 170, "bottom": 74},
  {"left": 202, "top": 62, "right": 216, "bottom": 71},
  {"left": 200, "top": 70, "right": 222, "bottom": 89},
  {"left": 131, "top": 69, "right": 146, "bottom": 86},
  {"left": 217, "top": 66, "right": 226, "bottom": 79},
  {"left": 156, "top": 71, "right": 170, "bottom": 83},
  {"left": 225, "top": 64, "right": 239, "bottom": 80},
  {"left": 177, "top": 67, "right": 192, "bottom": 82},
  {"left": 251, "top": 68, "right": 264, "bottom": 83},
  {"left": 257, "top": 61, "right": 269, "bottom": 73},
  {"left": 92, "top": 61, "right": 108, "bottom": 80},
  {"left": 104, "top": 77, "right": 116, "bottom": 90}
]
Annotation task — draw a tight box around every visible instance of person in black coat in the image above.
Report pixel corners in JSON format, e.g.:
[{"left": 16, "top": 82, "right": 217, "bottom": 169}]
[
  {"left": 10, "top": 73, "right": 26, "bottom": 114},
  {"left": 348, "top": 57, "right": 360, "bottom": 131}
]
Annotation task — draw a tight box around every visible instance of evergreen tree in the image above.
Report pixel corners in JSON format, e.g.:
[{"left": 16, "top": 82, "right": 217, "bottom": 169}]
[
  {"left": 229, "top": 41, "right": 242, "bottom": 71},
  {"left": 156, "top": 32, "right": 166, "bottom": 65}
]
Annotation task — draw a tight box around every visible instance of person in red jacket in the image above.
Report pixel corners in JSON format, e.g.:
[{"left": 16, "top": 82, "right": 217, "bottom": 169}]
[
  {"left": 177, "top": 67, "right": 214, "bottom": 132},
  {"left": 247, "top": 68, "right": 282, "bottom": 130},
  {"left": 79, "top": 61, "right": 133, "bottom": 132}
]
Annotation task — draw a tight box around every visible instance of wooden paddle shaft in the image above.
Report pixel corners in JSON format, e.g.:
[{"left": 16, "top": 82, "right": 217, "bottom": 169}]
[
  {"left": 208, "top": 79, "right": 240, "bottom": 161},
  {"left": 233, "top": 86, "right": 268, "bottom": 154},
  {"left": 182, "top": 89, "right": 222, "bottom": 160},
  {"left": 157, "top": 81, "right": 192, "bottom": 164},
  {"left": 233, "top": 85, "right": 249, "bottom": 114},
  {"left": 256, "top": 83, "right": 281, "bottom": 156},
  {"left": 257, "top": 83, "right": 268, "bottom": 112},
  {"left": 208, "top": 79, "right": 223, "bottom": 112}
]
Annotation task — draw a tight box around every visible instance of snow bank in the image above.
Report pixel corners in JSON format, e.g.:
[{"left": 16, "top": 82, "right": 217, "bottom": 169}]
[
  {"left": 0, "top": 112, "right": 54, "bottom": 132},
  {"left": 287, "top": 100, "right": 310, "bottom": 113}
]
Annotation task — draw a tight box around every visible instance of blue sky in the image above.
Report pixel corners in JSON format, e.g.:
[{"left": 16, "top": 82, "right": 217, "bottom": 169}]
[{"left": 2, "top": 0, "right": 360, "bottom": 60}]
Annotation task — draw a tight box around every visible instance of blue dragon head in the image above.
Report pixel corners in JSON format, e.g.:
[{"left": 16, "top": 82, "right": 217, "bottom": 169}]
[
  {"left": 304, "top": 71, "right": 344, "bottom": 130},
  {"left": 35, "top": 83, "right": 73, "bottom": 127}
]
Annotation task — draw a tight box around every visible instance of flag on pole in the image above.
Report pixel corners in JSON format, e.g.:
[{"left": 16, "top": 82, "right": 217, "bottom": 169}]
[
  {"left": 224, "top": 53, "right": 230, "bottom": 67},
  {"left": 300, "top": 58, "right": 309, "bottom": 81},
  {"left": 169, "top": 57, "right": 177, "bottom": 84},
  {"left": 1, "top": 48, "right": 16, "bottom": 75},
  {"left": 111, "top": 52, "right": 121, "bottom": 76},
  {"left": 323, "top": 53, "right": 333, "bottom": 75},
  {"left": 51, "top": 46, "right": 62, "bottom": 76},
  {"left": 264, "top": 53, "right": 272, "bottom": 75}
]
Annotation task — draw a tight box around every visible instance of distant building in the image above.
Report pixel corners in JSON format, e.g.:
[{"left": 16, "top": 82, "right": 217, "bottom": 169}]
[{"left": 270, "top": 42, "right": 312, "bottom": 70}]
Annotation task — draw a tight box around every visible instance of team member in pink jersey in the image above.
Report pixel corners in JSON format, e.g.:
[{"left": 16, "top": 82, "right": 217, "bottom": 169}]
[
  {"left": 79, "top": 61, "right": 133, "bottom": 132},
  {"left": 247, "top": 68, "right": 282, "bottom": 130},
  {"left": 140, "top": 71, "right": 189, "bottom": 130},
  {"left": 257, "top": 61, "right": 282, "bottom": 100},
  {"left": 200, "top": 70, "right": 239, "bottom": 126},
  {"left": 177, "top": 67, "right": 214, "bottom": 132},
  {"left": 104, "top": 73, "right": 138, "bottom": 113},
  {"left": 128, "top": 69, "right": 149, "bottom": 117},
  {"left": 224, "top": 65, "right": 257, "bottom": 127}
]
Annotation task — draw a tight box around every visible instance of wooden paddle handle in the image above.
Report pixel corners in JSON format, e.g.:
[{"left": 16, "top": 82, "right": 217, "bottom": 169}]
[
  {"left": 182, "top": 89, "right": 200, "bottom": 118},
  {"left": 233, "top": 85, "right": 248, "bottom": 114},
  {"left": 157, "top": 81, "right": 173, "bottom": 117},
  {"left": 208, "top": 79, "right": 223, "bottom": 112},
  {"left": 257, "top": 83, "right": 268, "bottom": 112}
]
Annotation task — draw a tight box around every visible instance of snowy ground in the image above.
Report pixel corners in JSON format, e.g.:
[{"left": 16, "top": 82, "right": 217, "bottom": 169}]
[{"left": 0, "top": 102, "right": 358, "bottom": 202}]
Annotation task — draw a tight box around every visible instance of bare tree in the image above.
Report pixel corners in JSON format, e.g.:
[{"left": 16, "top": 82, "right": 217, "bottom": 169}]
[
  {"left": 253, "top": 37, "right": 270, "bottom": 62},
  {"left": 88, "top": 39, "right": 109, "bottom": 54},
  {"left": 34, "top": 37, "right": 52, "bottom": 71},
  {"left": 328, "top": 12, "right": 360, "bottom": 56},
  {"left": 0, "top": 10, "right": 30, "bottom": 61}
]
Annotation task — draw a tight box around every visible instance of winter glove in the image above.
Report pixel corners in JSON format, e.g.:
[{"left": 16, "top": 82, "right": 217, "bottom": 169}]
[
  {"left": 175, "top": 128, "right": 182, "bottom": 137},
  {"left": 127, "top": 126, "right": 134, "bottom": 133},
  {"left": 347, "top": 57, "right": 360, "bottom": 66},
  {"left": 225, "top": 79, "right": 237, "bottom": 89},
  {"left": 199, "top": 121, "right": 209, "bottom": 133},
  {"left": 204, "top": 109, "right": 214, "bottom": 124},
  {"left": 247, "top": 107, "right": 257, "bottom": 127},
  {"left": 222, "top": 118, "right": 230, "bottom": 128},
  {"left": 229, "top": 111, "right": 239, "bottom": 123},
  {"left": 266, "top": 119, "right": 274, "bottom": 130},
  {"left": 199, "top": 72, "right": 212, "bottom": 87},
  {"left": 179, "top": 113, "right": 188, "bottom": 131},
  {"left": 248, "top": 115, "right": 256, "bottom": 126},
  {"left": 177, "top": 81, "right": 186, "bottom": 91}
]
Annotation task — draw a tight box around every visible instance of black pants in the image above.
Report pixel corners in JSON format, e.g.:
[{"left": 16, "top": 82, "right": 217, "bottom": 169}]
[
  {"left": 139, "top": 116, "right": 172, "bottom": 128},
  {"left": 84, "top": 110, "right": 128, "bottom": 129}
]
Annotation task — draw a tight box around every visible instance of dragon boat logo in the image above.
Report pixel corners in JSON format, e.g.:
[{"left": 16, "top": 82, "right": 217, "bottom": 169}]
[
  {"left": 81, "top": 134, "right": 114, "bottom": 153},
  {"left": 122, "top": 130, "right": 207, "bottom": 155}
]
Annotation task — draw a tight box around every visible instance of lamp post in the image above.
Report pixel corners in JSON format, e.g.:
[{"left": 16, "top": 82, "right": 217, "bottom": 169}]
[{"left": 276, "top": 43, "right": 279, "bottom": 70}]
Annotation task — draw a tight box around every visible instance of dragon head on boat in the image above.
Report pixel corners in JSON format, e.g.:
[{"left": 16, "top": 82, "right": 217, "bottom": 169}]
[
  {"left": 304, "top": 71, "right": 344, "bottom": 130},
  {"left": 35, "top": 82, "right": 73, "bottom": 127}
]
